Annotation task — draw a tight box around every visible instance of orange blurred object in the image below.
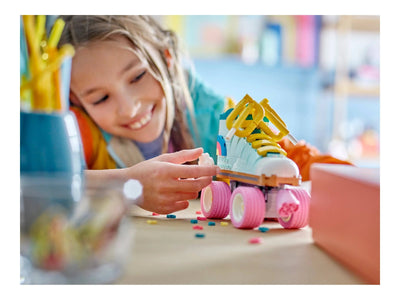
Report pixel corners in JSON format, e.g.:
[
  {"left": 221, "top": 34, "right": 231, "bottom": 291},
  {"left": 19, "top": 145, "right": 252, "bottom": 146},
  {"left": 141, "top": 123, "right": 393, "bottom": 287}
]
[{"left": 279, "top": 138, "right": 353, "bottom": 181}]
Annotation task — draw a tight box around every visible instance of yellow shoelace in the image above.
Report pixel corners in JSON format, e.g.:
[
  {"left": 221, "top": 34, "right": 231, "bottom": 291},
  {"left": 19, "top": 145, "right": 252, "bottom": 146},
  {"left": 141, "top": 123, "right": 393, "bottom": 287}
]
[{"left": 225, "top": 94, "right": 291, "bottom": 157}]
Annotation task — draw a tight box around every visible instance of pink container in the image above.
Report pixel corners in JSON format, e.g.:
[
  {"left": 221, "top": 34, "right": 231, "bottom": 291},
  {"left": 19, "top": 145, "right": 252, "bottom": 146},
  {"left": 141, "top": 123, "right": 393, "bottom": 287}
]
[{"left": 309, "top": 164, "right": 380, "bottom": 284}]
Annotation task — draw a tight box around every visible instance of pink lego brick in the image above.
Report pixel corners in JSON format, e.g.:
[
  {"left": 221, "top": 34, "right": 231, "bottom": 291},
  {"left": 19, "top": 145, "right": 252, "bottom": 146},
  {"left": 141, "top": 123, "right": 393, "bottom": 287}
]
[{"left": 309, "top": 163, "right": 380, "bottom": 284}]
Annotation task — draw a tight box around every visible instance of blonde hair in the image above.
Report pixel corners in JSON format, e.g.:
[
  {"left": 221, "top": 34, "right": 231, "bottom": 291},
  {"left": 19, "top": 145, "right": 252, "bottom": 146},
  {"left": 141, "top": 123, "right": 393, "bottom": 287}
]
[{"left": 58, "top": 15, "right": 196, "bottom": 153}]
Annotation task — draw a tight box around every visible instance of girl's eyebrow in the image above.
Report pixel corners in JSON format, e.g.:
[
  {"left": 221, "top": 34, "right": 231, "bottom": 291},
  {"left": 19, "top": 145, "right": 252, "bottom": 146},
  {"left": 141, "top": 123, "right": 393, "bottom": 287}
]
[
  {"left": 118, "top": 58, "right": 140, "bottom": 76},
  {"left": 80, "top": 59, "right": 140, "bottom": 97}
]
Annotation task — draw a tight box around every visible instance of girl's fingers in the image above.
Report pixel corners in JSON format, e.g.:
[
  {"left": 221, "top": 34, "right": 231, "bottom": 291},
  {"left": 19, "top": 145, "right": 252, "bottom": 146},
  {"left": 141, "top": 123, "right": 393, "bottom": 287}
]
[
  {"left": 156, "top": 200, "right": 189, "bottom": 214},
  {"left": 162, "top": 176, "right": 212, "bottom": 193},
  {"left": 167, "top": 163, "right": 219, "bottom": 179},
  {"left": 172, "top": 200, "right": 190, "bottom": 212},
  {"left": 158, "top": 148, "right": 204, "bottom": 164}
]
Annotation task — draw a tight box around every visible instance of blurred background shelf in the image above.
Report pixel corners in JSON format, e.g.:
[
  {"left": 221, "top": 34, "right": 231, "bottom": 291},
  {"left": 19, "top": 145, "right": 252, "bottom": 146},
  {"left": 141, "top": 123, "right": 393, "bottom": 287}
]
[
  {"left": 335, "top": 79, "right": 380, "bottom": 98},
  {"left": 158, "top": 15, "right": 380, "bottom": 167}
]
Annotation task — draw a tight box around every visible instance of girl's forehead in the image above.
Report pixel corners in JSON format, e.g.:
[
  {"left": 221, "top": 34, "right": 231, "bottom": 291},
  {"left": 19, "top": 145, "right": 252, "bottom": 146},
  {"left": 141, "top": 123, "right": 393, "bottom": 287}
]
[
  {"left": 74, "top": 37, "right": 143, "bottom": 65},
  {"left": 71, "top": 39, "right": 144, "bottom": 90}
]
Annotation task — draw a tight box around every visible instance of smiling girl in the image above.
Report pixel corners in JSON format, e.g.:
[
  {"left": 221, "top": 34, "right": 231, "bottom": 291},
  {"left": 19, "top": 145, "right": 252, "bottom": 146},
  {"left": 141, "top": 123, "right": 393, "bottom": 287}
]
[{"left": 58, "top": 15, "right": 224, "bottom": 214}]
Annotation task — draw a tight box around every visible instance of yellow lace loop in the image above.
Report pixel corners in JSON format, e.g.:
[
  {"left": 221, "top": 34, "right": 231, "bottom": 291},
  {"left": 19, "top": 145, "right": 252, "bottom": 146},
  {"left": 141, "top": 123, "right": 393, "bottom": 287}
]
[
  {"left": 246, "top": 133, "right": 286, "bottom": 156},
  {"left": 225, "top": 94, "right": 291, "bottom": 157}
]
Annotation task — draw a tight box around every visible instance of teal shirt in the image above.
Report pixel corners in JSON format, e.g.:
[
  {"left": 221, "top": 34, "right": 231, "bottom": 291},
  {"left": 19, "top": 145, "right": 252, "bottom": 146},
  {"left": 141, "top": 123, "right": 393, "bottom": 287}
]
[{"left": 187, "top": 71, "right": 225, "bottom": 162}]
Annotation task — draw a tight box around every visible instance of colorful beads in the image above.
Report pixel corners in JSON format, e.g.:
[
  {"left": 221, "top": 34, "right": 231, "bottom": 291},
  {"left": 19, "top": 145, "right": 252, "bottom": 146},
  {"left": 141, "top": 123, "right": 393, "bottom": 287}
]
[
  {"left": 258, "top": 227, "right": 269, "bottom": 232},
  {"left": 190, "top": 219, "right": 198, "bottom": 224},
  {"left": 192, "top": 225, "right": 203, "bottom": 230},
  {"left": 166, "top": 214, "right": 176, "bottom": 219},
  {"left": 195, "top": 233, "right": 205, "bottom": 238},
  {"left": 249, "top": 237, "right": 262, "bottom": 244},
  {"left": 208, "top": 221, "right": 216, "bottom": 226},
  {"left": 146, "top": 220, "right": 157, "bottom": 225}
]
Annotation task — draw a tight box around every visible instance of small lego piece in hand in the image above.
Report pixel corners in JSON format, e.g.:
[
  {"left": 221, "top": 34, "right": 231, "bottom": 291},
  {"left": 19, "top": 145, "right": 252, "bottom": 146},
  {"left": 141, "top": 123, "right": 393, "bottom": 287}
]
[{"left": 198, "top": 153, "right": 214, "bottom": 166}]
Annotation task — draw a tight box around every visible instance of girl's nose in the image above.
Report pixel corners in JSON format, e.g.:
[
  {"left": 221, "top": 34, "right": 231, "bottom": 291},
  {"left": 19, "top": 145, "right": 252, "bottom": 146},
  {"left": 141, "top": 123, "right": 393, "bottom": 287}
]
[{"left": 117, "top": 94, "right": 140, "bottom": 118}]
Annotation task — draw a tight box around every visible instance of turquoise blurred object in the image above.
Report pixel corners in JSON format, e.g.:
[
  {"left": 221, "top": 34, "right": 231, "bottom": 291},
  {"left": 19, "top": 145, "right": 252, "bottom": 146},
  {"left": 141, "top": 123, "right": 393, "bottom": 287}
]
[{"left": 20, "top": 111, "right": 85, "bottom": 231}]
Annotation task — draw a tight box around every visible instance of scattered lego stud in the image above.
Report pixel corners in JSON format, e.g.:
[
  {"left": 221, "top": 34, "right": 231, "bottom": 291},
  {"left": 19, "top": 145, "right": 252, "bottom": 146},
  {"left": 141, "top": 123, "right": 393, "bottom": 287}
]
[
  {"left": 258, "top": 227, "right": 269, "bottom": 232},
  {"left": 195, "top": 211, "right": 202, "bottom": 215},
  {"left": 166, "top": 214, "right": 176, "bottom": 219},
  {"left": 195, "top": 233, "right": 205, "bottom": 238},
  {"left": 197, "top": 216, "right": 207, "bottom": 221},
  {"left": 192, "top": 225, "right": 203, "bottom": 230},
  {"left": 249, "top": 237, "right": 262, "bottom": 244},
  {"left": 147, "top": 220, "right": 158, "bottom": 225},
  {"left": 220, "top": 221, "right": 229, "bottom": 226},
  {"left": 208, "top": 221, "right": 216, "bottom": 226},
  {"left": 190, "top": 219, "right": 198, "bottom": 224},
  {"left": 152, "top": 212, "right": 160, "bottom": 216}
]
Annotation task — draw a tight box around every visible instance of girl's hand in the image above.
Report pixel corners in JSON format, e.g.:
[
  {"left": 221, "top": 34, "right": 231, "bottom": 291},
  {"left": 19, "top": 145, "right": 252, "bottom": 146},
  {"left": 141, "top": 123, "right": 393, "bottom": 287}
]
[{"left": 125, "top": 148, "right": 219, "bottom": 214}]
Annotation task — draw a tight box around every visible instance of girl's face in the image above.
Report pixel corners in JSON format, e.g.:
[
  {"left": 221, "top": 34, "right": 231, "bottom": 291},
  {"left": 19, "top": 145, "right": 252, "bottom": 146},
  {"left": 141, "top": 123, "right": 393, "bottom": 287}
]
[{"left": 70, "top": 37, "right": 166, "bottom": 143}]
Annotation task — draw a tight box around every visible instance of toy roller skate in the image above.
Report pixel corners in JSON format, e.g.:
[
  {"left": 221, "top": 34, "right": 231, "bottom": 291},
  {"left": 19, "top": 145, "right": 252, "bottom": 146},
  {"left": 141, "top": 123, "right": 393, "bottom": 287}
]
[{"left": 200, "top": 94, "right": 310, "bottom": 229}]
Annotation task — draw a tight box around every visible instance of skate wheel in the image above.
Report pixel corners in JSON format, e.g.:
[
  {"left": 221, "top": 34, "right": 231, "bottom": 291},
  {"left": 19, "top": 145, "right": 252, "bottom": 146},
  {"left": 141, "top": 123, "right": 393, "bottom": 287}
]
[
  {"left": 278, "top": 187, "right": 310, "bottom": 229},
  {"left": 230, "top": 187, "right": 265, "bottom": 229},
  {"left": 200, "top": 181, "right": 231, "bottom": 219}
]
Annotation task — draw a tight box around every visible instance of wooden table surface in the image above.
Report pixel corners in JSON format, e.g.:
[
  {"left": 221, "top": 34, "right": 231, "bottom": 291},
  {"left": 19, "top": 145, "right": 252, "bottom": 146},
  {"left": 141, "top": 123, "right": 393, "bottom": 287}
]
[{"left": 116, "top": 199, "right": 365, "bottom": 284}]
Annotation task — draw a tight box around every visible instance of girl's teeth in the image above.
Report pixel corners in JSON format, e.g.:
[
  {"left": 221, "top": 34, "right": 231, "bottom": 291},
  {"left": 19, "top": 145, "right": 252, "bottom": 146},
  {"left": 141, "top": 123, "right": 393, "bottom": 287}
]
[
  {"left": 129, "top": 112, "right": 151, "bottom": 129},
  {"left": 129, "top": 122, "right": 142, "bottom": 129}
]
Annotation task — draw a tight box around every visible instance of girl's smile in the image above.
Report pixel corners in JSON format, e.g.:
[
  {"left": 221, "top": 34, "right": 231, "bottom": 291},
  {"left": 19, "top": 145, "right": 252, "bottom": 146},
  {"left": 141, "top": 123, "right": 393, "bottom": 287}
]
[{"left": 122, "top": 105, "right": 155, "bottom": 130}]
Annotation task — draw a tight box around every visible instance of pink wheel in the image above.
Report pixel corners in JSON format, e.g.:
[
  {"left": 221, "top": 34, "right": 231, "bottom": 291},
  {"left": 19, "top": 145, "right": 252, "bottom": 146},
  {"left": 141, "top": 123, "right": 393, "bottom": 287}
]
[
  {"left": 229, "top": 187, "right": 266, "bottom": 229},
  {"left": 277, "top": 187, "right": 310, "bottom": 229},
  {"left": 200, "top": 181, "right": 231, "bottom": 219}
]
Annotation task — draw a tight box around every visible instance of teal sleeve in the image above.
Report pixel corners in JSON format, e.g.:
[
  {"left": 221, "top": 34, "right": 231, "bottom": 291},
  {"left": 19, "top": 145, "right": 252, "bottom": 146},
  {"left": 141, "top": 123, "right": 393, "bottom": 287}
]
[{"left": 186, "top": 71, "right": 225, "bottom": 162}]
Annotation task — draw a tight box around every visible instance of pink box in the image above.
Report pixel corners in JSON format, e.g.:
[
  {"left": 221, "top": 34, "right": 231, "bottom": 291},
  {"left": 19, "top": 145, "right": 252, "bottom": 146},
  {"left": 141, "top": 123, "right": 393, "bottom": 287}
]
[{"left": 309, "top": 164, "right": 380, "bottom": 284}]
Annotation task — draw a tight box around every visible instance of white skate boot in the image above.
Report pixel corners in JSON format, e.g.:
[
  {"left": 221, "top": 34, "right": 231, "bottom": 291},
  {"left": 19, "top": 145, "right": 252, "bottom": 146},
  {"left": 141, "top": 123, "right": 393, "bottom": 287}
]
[{"left": 200, "top": 94, "right": 310, "bottom": 229}]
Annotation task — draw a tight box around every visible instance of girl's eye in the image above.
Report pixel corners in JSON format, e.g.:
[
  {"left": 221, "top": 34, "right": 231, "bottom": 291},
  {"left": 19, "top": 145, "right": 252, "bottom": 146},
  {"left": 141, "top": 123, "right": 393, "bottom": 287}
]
[
  {"left": 93, "top": 95, "right": 109, "bottom": 105},
  {"left": 130, "top": 70, "right": 146, "bottom": 84}
]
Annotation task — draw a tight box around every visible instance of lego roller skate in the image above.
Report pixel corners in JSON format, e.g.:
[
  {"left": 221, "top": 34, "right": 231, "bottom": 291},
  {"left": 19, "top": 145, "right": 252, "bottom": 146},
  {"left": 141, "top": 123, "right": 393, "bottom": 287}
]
[{"left": 200, "top": 94, "right": 310, "bottom": 229}]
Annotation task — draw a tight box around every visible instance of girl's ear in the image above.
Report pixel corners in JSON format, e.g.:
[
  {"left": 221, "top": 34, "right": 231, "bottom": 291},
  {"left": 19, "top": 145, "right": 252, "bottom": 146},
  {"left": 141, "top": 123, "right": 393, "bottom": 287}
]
[
  {"left": 164, "top": 48, "right": 173, "bottom": 68},
  {"left": 69, "top": 90, "right": 82, "bottom": 107}
]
